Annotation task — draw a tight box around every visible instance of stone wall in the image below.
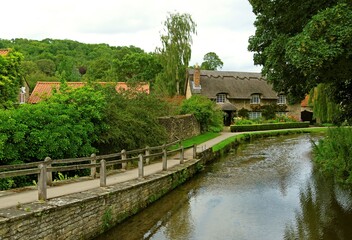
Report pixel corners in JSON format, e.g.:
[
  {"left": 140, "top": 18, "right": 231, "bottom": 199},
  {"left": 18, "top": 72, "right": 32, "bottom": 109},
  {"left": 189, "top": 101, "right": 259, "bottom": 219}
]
[
  {"left": 158, "top": 114, "right": 200, "bottom": 142},
  {"left": 0, "top": 158, "right": 213, "bottom": 240}
]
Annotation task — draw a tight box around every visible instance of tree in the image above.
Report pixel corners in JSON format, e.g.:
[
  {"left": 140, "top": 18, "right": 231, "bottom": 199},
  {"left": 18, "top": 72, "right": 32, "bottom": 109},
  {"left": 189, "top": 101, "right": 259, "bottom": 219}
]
[
  {"left": 248, "top": 0, "right": 352, "bottom": 121},
  {"left": 200, "top": 52, "right": 223, "bottom": 70},
  {"left": 156, "top": 12, "right": 197, "bottom": 96},
  {"left": 113, "top": 52, "right": 162, "bottom": 87},
  {"left": 0, "top": 49, "right": 23, "bottom": 108}
]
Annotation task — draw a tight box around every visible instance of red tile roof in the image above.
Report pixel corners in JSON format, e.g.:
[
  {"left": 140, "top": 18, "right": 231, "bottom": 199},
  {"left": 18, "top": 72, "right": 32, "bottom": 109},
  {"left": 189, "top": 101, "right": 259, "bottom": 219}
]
[
  {"left": 301, "top": 95, "right": 310, "bottom": 107},
  {"left": 28, "top": 81, "right": 150, "bottom": 103},
  {"left": 0, "top": 49, "right": 9, "bottom": 56}
]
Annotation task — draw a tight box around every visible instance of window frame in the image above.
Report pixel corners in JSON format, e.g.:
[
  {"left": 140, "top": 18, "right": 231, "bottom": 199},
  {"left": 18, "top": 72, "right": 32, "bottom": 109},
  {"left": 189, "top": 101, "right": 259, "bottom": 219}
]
[
  {"left": 250, "top": 94, "right": 260, "bottom": 104},
  {"left": 277, "top": 94, "right": 287, "bottom": 105},
  {"left": 216, "top": 93, "right": 226, "bottom": 103},
  {"left": 249, "top": 111, "right": 262, "bottom": 119}
]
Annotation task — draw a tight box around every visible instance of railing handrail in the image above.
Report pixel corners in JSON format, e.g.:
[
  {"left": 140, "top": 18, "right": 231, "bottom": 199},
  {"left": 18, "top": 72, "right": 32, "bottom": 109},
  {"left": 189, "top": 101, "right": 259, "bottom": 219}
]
[{"left": 0, "top": 140, "right": 182, "bottom": 176}]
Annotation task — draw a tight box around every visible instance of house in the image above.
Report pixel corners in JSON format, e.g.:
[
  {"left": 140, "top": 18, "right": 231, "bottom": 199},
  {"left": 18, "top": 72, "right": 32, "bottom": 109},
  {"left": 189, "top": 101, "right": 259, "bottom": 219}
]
[
  {"left": 301, "top": 95, "right": 314, "bottom": 123},
  {"left": 185, "top": 67, "right": 301, "bottom": 125},
  {"left": 28, "top": 81, "right": 150, "bottom": 104}
]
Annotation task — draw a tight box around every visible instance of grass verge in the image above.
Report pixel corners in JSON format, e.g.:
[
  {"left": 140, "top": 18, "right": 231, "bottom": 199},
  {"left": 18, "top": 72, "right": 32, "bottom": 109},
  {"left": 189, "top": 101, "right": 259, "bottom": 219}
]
[
  {"left": 169, "top": 132, "right": 221, "bottom": 150},
  {"left": 212, "top": 127, "right": 328, "bottom": 152}
]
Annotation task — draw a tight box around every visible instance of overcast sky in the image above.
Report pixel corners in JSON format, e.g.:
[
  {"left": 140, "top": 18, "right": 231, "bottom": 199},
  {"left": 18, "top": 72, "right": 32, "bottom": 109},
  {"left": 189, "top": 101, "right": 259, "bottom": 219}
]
[{"left": 1, "top": 0, "right": 261, "bottom": 72}]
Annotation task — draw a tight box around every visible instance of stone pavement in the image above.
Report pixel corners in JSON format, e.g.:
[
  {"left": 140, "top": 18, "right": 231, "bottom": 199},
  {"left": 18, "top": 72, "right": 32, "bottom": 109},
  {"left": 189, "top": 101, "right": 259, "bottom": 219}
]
[{"left": 0, "top": 131, "right": 237, "bottom": 209}]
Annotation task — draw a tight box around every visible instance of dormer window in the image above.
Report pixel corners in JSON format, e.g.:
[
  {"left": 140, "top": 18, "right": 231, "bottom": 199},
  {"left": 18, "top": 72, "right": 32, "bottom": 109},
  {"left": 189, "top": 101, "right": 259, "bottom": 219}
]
[
  {"left": 216, "top": 93, "right": 226, "bottom": 103},
  {"left": 277, "top": 94, "right": 286, "bottom": 105},
  {"left": 250, "top": 94, "right": 260, "bottom": 104}
]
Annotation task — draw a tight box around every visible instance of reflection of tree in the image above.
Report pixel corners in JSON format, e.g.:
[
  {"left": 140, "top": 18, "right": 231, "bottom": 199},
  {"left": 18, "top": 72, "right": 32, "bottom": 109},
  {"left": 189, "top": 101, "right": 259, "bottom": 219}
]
[{"left": 284, "top": 170, "right": 352, "bottom": 240}]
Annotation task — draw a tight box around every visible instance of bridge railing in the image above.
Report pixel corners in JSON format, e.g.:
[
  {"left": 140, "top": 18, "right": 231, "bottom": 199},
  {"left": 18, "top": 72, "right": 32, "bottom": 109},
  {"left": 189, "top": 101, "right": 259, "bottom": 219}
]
[{"left": 0, "top": 140, "right": 192, "bottom": 201}]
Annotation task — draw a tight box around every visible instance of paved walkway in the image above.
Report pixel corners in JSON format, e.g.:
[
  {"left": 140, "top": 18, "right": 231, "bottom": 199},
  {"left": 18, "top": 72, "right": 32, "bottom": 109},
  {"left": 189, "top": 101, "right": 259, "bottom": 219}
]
[{"left": 0, "top": 131, "right": 237, "bottom": 209}]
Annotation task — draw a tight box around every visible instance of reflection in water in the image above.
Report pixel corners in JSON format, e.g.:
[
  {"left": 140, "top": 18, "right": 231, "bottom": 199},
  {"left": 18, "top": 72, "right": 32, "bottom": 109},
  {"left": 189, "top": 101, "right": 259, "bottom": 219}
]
[
  {"left": 284, "top": 169, "right": 352, "bottom": 240},
  {"left": 95, "top": 134, "right": 352, "bottom": 240}
]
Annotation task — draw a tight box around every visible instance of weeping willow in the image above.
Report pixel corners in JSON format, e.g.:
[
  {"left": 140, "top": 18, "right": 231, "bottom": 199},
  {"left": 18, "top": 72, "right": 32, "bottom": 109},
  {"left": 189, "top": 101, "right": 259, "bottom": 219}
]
[{"left": 309, "top": 84, "right": 340, "bottom": 124}]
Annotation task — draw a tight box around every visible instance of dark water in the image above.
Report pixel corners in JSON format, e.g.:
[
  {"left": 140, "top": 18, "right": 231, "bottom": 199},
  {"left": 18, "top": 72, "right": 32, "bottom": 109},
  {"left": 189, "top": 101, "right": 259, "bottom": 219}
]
[{"left": 95, "top": 134, "right": 352, "bottom": 240}]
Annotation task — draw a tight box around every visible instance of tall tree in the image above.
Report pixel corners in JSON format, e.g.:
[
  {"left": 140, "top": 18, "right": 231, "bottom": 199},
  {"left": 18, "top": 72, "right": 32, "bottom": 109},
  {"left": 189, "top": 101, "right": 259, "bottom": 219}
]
[
  {"left": 156, "top": 12, "right": 197, "bottom": 96},
  {"left": 248, "top": 0, "right": 352, "bottom": 121},
  {"left": 201, "top": 52, "right": 223, "bottom": 70},
  {"left": 0, "top": 49, "right": 23, "bottom": 108}
]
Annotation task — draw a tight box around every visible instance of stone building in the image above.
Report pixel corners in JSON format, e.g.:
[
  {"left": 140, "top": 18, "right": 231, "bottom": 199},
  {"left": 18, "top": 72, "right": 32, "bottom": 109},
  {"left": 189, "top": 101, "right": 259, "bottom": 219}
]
[{"left": 185, "top": 67, "right": 301, "bottom": 125}]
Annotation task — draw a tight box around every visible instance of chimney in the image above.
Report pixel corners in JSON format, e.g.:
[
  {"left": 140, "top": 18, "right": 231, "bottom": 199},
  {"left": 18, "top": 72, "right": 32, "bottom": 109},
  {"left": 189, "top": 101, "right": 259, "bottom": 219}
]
[{"left": 194, "top": 64, "right": 200, "bottom": 88}]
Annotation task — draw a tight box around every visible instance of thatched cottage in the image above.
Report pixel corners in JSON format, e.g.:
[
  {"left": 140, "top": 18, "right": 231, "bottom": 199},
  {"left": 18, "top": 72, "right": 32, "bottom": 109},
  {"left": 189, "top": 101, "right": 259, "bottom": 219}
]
[{"left": 185, "top": 67, "right": 301, "bottom": 125}]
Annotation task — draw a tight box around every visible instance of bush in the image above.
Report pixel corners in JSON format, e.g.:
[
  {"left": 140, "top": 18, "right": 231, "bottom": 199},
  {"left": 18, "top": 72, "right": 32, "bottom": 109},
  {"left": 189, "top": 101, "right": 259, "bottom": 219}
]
[
  {"left": 313, "top": 127, "right": 352, "bottom": 184},
  {"left": 237, "top": 108, "right": 249, "bottom": 118},
  {"left": 180, "top": 95, "right": 223, "bottom": 132},
  {"left": 230, "top": 122, "right": 310, "bottom": 132}
]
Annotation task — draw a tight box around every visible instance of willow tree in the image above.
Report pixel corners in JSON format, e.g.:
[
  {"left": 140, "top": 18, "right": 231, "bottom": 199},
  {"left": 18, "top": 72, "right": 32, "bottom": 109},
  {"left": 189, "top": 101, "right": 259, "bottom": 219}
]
[
  {"left": 309, "top": 84, "right": 340, "bottom": 124},
  {"left": 248, "top": 0, "right": 352, "bottom": 122},
  {"left": 156, "top": 12, "right": 196, "bottom": 96}
]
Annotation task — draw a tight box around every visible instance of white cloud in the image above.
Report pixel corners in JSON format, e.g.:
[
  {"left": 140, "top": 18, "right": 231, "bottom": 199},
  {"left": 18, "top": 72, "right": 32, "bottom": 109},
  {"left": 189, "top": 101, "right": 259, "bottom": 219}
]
[{"left": 1, "top": 0, "right": 261, "bottom": 72}]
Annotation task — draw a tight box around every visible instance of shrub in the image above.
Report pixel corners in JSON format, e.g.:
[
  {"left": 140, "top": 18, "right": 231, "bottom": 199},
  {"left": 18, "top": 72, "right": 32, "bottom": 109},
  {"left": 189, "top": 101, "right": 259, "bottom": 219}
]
[
  {"left": 230, "top": 122, "right": 310, "bottom": 132},
  {"left": 313, "top": 127, "right": 352, "bottom": 184},
  {"left": 180, "top": 95, "right": 223, "bottom": 132},
  {"left": 237, "top": 108, "right": 249, "bottom": 118}
]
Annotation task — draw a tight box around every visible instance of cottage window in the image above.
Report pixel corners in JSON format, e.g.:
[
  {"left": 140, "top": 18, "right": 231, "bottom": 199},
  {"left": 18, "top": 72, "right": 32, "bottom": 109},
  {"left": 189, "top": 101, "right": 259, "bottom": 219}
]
[
  {"left": 249, "top": 111, "right": 262, "bottom": 119},
  {"left": 216, "top": 94, "right": 226, "bottom": 103},
  {"left": 250, "top": 94, "right": 260, "bottom": 104},
  {"left": 277, "top": 95, "right": 286, "bottom": 105}
]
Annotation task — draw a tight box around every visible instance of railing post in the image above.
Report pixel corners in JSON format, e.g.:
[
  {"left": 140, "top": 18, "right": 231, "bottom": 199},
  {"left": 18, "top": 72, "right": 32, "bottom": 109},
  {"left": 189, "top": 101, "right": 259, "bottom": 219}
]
[
  {"left": 162, "top": 146, "right": 167, "bottom": 171},
  {"left": 90, "top": 153, "right": 97, "bottom": 178},
  {"left": 145, "top": 146, "right": 150, "bottom": 165},
  {"left": 100, "top": 159, "right": 106, "bottom": 187},
  {"left": 44, "top": 157, "right": 52, "bottom": 186},
  {"left": 138, "top": 154, "right": 144, "bottom": 178},
  {"left": 38, "top": 163, "right": 47, "bottom": 201},
  {"left": 121, "top": 149, "right": 127, "bottom": 170},
  {"left": 180, "top": 145, "right": 184, "bottom": 164},
  {"left": 193, "top": 144, "right": 197, "bottom": 159}
]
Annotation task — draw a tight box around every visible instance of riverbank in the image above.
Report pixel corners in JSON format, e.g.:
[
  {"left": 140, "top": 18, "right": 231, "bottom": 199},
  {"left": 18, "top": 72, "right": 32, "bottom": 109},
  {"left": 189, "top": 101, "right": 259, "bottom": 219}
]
[{"left": 0, "top": 127, "right": 327, "bottom": 240}]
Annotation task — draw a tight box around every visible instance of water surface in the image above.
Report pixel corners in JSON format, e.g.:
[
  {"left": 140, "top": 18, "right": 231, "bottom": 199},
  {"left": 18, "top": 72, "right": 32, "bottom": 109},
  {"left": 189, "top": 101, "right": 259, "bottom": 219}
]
[{"left": 96, "top": 134, "right": 352, "bottom": 240}]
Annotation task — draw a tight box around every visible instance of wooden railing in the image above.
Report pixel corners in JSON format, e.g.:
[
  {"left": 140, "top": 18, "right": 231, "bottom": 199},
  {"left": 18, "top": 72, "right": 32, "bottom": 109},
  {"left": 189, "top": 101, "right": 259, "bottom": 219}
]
[{"left": 0, "top": 140, "right": 198, "bottom": 201}]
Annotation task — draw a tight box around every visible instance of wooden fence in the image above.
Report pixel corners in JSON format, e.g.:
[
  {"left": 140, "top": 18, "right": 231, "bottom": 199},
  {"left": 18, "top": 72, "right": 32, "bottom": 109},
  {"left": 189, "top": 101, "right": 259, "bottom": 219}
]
[{"left": 0, "top": 140, "right": 198, "bottom": 201}]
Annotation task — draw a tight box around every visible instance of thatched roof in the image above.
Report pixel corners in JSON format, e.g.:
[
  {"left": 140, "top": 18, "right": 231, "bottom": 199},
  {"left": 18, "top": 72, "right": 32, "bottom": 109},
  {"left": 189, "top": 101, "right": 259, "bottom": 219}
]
[{"left": 187, "top": 69, "right": 278, "bottom": 100}]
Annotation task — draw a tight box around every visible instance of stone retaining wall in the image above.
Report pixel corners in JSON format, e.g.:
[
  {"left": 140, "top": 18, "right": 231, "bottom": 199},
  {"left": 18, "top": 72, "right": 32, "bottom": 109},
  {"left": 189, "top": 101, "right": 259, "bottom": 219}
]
[
  {"left": 0, "top": 153, "right": 217, "bottom": 240},
  {"left": 158, "top": 114, "right": 200, "bottom": 142}
]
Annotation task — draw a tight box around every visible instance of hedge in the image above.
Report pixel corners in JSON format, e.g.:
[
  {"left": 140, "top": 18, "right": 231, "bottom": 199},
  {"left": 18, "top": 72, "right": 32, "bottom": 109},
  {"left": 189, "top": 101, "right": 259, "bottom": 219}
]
[{"left": 230, "top": 122, "right": 310, "bottom": 132}]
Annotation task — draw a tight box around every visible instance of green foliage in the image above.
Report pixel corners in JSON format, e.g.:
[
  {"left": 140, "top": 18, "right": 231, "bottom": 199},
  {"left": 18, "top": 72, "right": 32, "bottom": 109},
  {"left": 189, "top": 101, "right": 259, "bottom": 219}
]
[
  {"left": 313, "top": 127, "right": 352, "bottom": 184},
  {"left": 155, "top": 12, "right": 197, "bottom": 96},
  {"left": 200, "top": 52, "right": 223, "bottom": 70},
  {"left": 0, "top": 49, "right": 23, "bottom": 108},
  {"left": 230, "top": 122, "right": 310, "bottom": 132},
  {"left": 102, "top": 207, "right": 113, "bottom": 230},
  {"left": 0, "top": 38, "right": 159, "bottom": 87},
  {"left": 95, "top": 87, "right": 168, "bottom": 153},
  {"left": 248, "top": 0, "right": 352, "bottom": 122},
  {"left": 261, "top": 103, "right": 278, "bottom": 120},
  {"left": 237, "top": 108, "right": 249, "bottom": 119},
  {"left": 310, "top": 84, "right": 341, "bottom": 124},
  {"left": 180, "top": 95, "right": 223, "bottom": 132}
]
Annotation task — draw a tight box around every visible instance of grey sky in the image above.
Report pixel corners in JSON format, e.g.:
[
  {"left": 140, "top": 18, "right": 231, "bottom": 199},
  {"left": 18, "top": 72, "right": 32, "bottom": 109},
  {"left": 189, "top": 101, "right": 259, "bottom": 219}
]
[{"left": 1, "top": 0, "right": 261, "bottom": 72}]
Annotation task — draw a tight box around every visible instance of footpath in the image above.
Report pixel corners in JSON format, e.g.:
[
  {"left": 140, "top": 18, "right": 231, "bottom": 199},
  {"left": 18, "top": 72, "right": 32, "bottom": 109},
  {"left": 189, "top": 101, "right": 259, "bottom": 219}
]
[{"left": 0, "top": 131, "right": 237, "bottom": 209}]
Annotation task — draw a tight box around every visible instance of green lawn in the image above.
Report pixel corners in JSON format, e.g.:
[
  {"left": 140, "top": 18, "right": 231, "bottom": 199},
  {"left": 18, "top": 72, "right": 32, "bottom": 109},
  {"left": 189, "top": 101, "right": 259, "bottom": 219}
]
[{"left": 170, "top": 132, "right": 221, "bottom": 150}]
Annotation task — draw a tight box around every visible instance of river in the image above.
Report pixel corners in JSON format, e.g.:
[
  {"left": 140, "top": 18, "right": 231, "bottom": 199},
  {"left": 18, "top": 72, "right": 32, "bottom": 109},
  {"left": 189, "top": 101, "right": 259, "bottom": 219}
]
[{"left": 95, "top": 134, "right": 352, "bottom": 240}]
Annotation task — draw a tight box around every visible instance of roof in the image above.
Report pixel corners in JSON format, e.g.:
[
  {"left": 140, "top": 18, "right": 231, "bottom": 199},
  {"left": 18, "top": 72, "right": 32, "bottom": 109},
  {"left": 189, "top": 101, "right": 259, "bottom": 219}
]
[
  {"left": 0, "top": 49, "right": 9, "bottom": 56},
  {"left": 28, "top": 81, "right": 150, "bottom": 104},
  {"left": 301, "top": 95, "right": 310, "bottom": 107},
  {"left": 187, "top": 69, "right": 278, "bottom": 99}
]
